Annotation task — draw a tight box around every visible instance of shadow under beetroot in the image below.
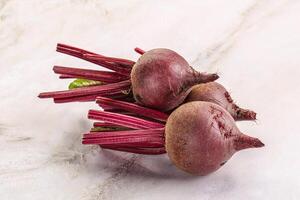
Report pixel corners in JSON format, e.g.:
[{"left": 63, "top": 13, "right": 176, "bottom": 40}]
[{"left": 98, "top": 149, "right": 199, "bottom": 181}]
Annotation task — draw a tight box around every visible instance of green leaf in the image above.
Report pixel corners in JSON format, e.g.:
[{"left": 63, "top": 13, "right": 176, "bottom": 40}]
[{"left": 68, "top": 79, "right": 103, "bottom": 89}]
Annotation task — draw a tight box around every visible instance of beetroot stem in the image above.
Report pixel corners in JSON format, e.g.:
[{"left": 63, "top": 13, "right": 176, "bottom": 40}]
[
  {"left": 101, "top": 109, "right": 139, "bottom": 116},
  {"left": 134, "top": 47, "right": 145, "bottom": 55},
  {"left": 100, "top": 146, "right": 166, "bottom": 155},
  {"left": 54, "top": 94, "right": 99, "bottom": 103},
  {"left": 88, "top": 110, "right": 165, "bottom": 129},
  {"left": 82, "top": 135, "right": 164, "bottom": 148},
  {"left": 38, "top": 80, "right": 131, "bottom": 99},
  {"left": 84, "top": 128, "right": 164, "bottom": 139},
  {"left": 93, "top": 122, "right": 121, "bottom": 127},
  {"left": 84, "top": 54, "right": 135, "bottom": 66},
  {"left": 53, "top": 91, "right": 127, "bottom": 103},
  {"left": 96, "top": 96, "right": 169, "bottom": 122},
  {"left": 57, "top": 43, "right": 99, "bottom": 55},
  {"left": 59, "top": 74, "right": 75, "bottom": 79},
  {"left": 57, "top": 43, "right": 131, "bottom": 76},
  {"left": 57, "top": 46, "right": 119, "bottom": 71},
  {"left": 53, "top": 66, "right": 129, "bottom": 83}
]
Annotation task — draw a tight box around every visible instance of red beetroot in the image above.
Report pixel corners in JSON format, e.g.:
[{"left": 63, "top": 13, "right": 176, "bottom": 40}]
[
  {"left": 39, "top": 44, "right": 218, "bottom": 111},
  {"left": 83, "top": 97, "right": 264, "bottom": 176},
  {"left": 131, "top": 48, "right": 219, "bottom": 111},
  {"left": 165, "top": 101, "right": 262, "bottom": 175},
  {"left": 186, "top": 82, "right": 256, "bottom": 121}
]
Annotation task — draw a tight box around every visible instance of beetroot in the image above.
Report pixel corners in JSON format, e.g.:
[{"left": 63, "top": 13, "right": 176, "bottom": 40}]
[
  {"left": 131, "top": 49, "right": 219, "bottom": 111},
  {"left": 39, "top": 44, "right": 218, "bottom": 111},
  {"left": 83, "top": 97, "right": 264, "bottom": 175},
  {"left": 186, "top": 82, "right": 256, "bottom": 120},
  {"left": 165, "top": 101, "right": 262, "bottom": 175}
]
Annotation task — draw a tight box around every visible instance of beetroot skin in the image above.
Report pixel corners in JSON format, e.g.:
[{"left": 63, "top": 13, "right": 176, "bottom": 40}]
[
  {"left": 165, "top": 101, "right": 263, "bottom": 175},
  {"left": 186, "top": 82, "right": 257, "bottom": 121},
  {"left": 131, "top": 49, "right": 219, "bottom": 111}
]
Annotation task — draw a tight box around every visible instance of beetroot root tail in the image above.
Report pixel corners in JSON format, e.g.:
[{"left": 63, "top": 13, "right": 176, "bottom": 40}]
[
  {"left": 234, "top": 134, "right": 264, "bottom": 151},
  {"left": 196, "top": 72, "right": 219, "bottom": 83},
  {"left": 235, "top": 107, "right": 257, "bottom": 121}
]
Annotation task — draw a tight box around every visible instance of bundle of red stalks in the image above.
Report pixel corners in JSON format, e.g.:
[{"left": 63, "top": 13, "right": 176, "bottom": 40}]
[{"left": 39, "top": 43, "right": 264, "bottom": 175}]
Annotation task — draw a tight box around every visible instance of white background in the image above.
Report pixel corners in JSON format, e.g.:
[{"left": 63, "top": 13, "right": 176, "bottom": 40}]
[{"left": 0, "top": 0, "right": 299, "bottom": 199}]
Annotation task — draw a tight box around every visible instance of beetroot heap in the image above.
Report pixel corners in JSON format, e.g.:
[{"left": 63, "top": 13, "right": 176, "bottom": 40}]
[{"left": 39, "top": 44, "right": 264, "bottom": 176}]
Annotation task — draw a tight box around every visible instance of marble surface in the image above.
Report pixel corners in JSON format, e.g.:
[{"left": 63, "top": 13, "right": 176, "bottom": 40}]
[{"left": 1, "top": 0, "right": 300, "bottom": 199}]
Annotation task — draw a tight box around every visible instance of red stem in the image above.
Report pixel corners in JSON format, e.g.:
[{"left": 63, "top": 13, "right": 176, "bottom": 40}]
[
  {"left": 84, "top": 54, "right": 135, "bottom": 67},
  {"left": 84, "top": 128, "right": 164, "bottom": 139},
  {"left": 88, "top": 110, "right": 165, "bottom": 129},
  {"left": 54, "top": 94, "right": 99, "bottom": 103},
  {"left": 101, "top": 146, "right": 166, "bottom": 155},
  {"left": 59, "top": 74, "right": 74, "bottom": 79},
  {"left": 57, "top": 43, "right": 100, "bottom": 55},
  {"left": 84, "top": 123, "right": 166, "bottom": 154},
  {"left": 102, "top": 109, "right": 136, "bottom": 116},
  {"left": 53, "top": 66, "right": 128, "bottom": 83},
  {"left": 98, "top": 103, "right": 115, "bottom": 110},
  {"left": 38, "top": 80, "right": 131, "bottom": 99},
  {"left": 96, "top": 96, "right": 169, "bottom": 122},
  {"left": 57, "top": 43, "right": 131, "bottom": 76},
  {"left": 57, "top": 45, "right": 120, "bottom": 71},
  {"left": 83, "top": 136, "right": 164, "bottom": 148},
  {"left": 53, "top": 90, "right": 127, "bottom": 103},
  {"left": 134, "top": 47, "right": 145, "bottom": 55},
  {"left": 93, "top": 122, "right": 122, "bottom": 127}
]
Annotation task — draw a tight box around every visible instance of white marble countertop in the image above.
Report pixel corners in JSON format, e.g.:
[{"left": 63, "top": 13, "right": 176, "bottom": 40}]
[{"left": 1, "top": 0, "right": 300, "bottom": 199}]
